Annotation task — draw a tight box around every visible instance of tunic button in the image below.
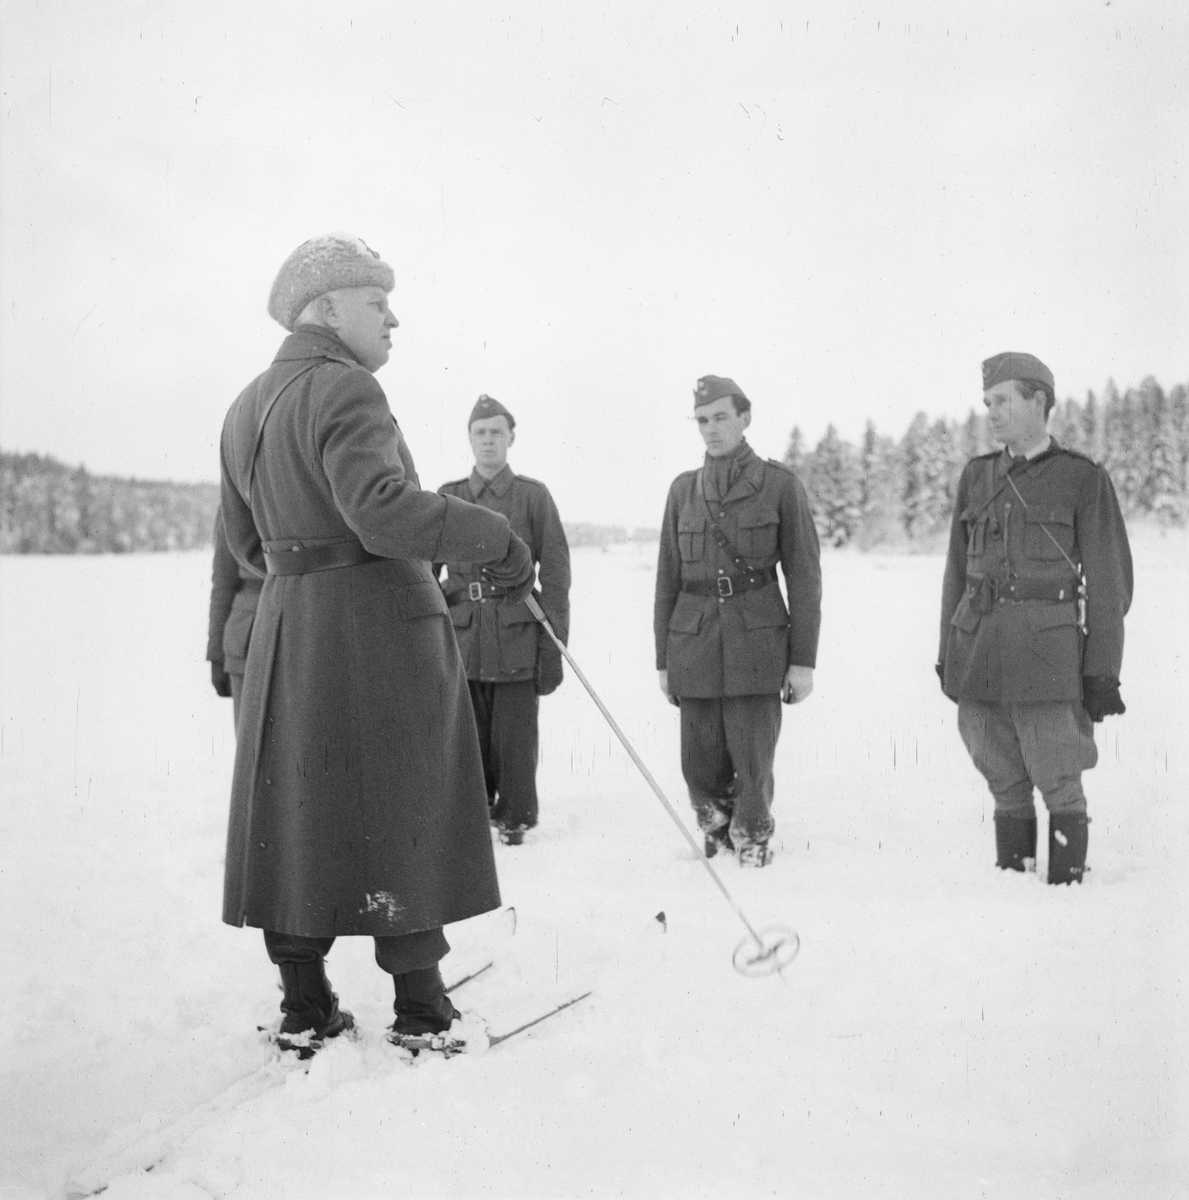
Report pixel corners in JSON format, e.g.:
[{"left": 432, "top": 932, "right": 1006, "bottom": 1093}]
[
  {"left": 265, "top": 778, "right": 272, "bottom": 784},
  {"left": 718, "top": 597, "right": 725, "bottom": 604},
  {"left": 719, "top": 511, "right": 725, "bottom": 518}
]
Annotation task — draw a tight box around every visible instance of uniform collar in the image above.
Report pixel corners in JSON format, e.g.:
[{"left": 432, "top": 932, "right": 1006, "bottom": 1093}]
[
  {"left": 469, "top": 464, "right": 515, "bottom": 499},
  {"left": 703, "top": 440, "right": 763, "bottom": 504},
  {"left": 274, "top": 325, "right": 363, "bottom": 368},
  {"left": 1002, "top": 436, "right": 1059, "bottom": 471}
]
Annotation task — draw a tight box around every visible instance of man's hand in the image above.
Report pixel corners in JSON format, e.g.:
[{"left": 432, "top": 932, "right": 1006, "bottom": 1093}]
[
  {"left": 658, "top": 669, "right": 679, "bottom": 707},
  {"left": 210, "top": 660, "right": 232, "bottom": 698},
  {"left": 535, "top": 648, "right": 564, "bottom": 696},
  {"left": 486, "top": 533, "right": 534, "bottom": 603},
  {"left": 1082, "top": 676, "right": 1125, "bottom": 722},
  {"left": 781, "top": 665, "right": 814, "bottom": 705}
]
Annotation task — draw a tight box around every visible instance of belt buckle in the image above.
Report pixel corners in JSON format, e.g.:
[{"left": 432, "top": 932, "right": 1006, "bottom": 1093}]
[
  {"left": 716, "top": 576, "right": 734, "bottom": 598},
  {"left": 468, "top": 581, "right": 484, "bottom": 601}
]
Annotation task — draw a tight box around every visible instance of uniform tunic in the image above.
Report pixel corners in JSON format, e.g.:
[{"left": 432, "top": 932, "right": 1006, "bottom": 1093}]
[
  {"left": 654, "top": 441, "right": 821, "bottom": 845},
  {"left": 220, "top": 326, "right": 515, "bottom": 938},
  {"left": 939, "top": 440, "right": 1132, "bottom": 813},
  {"left": 438, "top": 467, "right": 571, "bottom": 831}
]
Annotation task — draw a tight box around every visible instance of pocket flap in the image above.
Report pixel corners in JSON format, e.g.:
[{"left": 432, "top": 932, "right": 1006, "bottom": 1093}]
[
  {"left": 449, "top": 604, "right": 473, "bottom": 629},
  {"left": 677, "top": 514, "right": 706, "bottom": 534},
  {"left": 397, "top": 581, "right": 449, "bottom": 620},
  {"left": 669, "top": 607, "right": 703, "bottom": 635},
  {"left": 498, "top": 601, "right": 538, "bottom": 626},
  {"left": 736, "top": 510, "right": 779, "bottom": 530},
  {"left": 1028, "top": 602, "right": 1077, "bottom": 632},
  {"left": 1025, "top": 506, "right": 1074, "bottom": 526}
]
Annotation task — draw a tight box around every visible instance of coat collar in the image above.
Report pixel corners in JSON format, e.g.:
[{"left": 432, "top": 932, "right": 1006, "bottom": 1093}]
[
  {"left": 702, "top": 440, "right": 764, "bottom": 505},
  {"left": 274, "top": 325, "right": 363, "bottom": 368},
  {"left": 469, "top": 464, "right": 515, "bottom": 499}
]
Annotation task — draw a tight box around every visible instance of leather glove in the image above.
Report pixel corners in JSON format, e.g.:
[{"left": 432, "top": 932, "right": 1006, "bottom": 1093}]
[
  {"left": 936, "top": 662, "right": 957, "bottom": 704},
  {"left": 210, "top": 660, "right": 232, "bottom": 698},
  {"left": 535, "top": 646, "right": 564, "bottom": 696},
  {"left": 484, "top": 533, "right": 534, "bottom": 604},
  {"left": 1082, "top": 676, "right": 1125, "bottom": 722}
]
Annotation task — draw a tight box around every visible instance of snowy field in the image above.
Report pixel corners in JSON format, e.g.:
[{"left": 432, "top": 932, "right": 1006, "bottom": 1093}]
[{"left": 1, "top": 531, "right": 1187, "bottom": 1200}]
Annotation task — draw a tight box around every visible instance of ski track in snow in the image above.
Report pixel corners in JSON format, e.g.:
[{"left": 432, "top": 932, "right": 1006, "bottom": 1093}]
[{"left": 1, "top": 531, "right": 1187, "bottom": 1199}]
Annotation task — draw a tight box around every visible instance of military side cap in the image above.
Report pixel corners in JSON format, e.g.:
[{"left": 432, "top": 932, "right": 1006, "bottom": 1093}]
[
  {"left": 694, "top": 375, "right": 748, "bottom": 408},
  {"left": 469, "top": 394, "right": 515, "bottom": 428},
  {"left": 982, "top": 351, "right": 1054, "bottom": 391},
  {"left": 268, "top": 233, "right": 395, "bottom": 331}
]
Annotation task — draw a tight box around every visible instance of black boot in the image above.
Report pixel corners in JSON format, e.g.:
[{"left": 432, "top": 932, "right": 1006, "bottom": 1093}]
[
  {"left": 390, "top": 965, "right": 458, "bottom": 1037},
  {"left": 1048, "top": 813, "right": 1089, "bottom": 885},
  {"left": 995, "top": 813, "right": 1038, "bottom": 872},
  {"left": 276, "top": 960, "right": 355, "bottom": 1058}
]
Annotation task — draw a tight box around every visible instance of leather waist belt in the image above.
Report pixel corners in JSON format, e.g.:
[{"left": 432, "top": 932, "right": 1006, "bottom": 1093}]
[
  {"left": 966, "top": 574, "right": 1079, "bottom": 605},
  {"left": 682, "top": 566, "right": 778, "bottom": 598},
  {"left": 447, "top": 580, "right": 511, "bottom": 604},
  {"left": 263, "top": 539, "right": 382, "bottom": 576}
]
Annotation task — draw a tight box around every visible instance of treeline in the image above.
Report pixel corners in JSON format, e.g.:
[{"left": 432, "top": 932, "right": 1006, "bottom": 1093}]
[
  {"left": 787, "top": 377, "right": 1188, "bottom": 550},
  {"left": 0, "top": 452, "right": 219, "bottom": 553}
]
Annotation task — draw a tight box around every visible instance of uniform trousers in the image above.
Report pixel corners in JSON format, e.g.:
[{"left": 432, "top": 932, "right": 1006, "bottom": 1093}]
[
  {"left": 263, "top": 925, "right": 449, "bottom": 974},
  {"left": 467, "top": 679, "right": 540, "bottom": 831},
  {"left": 679, "top": 694, "right": 783, "bottom": 847},
  {"left": 957, "top": 698, "right": 1096, "bottom": 816}
]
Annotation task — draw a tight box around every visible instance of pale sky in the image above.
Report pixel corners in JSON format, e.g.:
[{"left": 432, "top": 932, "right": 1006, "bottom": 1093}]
[{"left": 1, "top": 0, "right": 1185, "bottom": 527}]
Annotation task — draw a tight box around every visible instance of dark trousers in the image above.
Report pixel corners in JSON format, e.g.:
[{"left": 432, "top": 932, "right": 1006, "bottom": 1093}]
[
  {"left": 679, "top": 694, "right": 783, "bottom": 848},
  {"left": 263, "top": 925, "right": 449, "bottom": 975},
  {"left": 467, "top": 679, "right": 540, "bottom": 831}
]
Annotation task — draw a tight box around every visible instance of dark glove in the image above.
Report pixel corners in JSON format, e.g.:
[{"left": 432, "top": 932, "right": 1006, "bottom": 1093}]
[
  {"left": 484, "top": 533, "right": 534, "bottom": 604},
  {"left": 1082, "top": 676, "right": 1125, "bottom": 722},
  {"left": 935, "top": 662, "right": 957, "bottom": 705},
  {"left": 210, "top": 660, "right": 232, "bottom": 698},
  {"left": 535, "top": 646, "right": 564, "bottom": 696}
]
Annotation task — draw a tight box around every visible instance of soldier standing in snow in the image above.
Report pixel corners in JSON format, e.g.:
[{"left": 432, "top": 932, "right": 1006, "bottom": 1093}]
[
  {"left": 937, "top": 352, "right": 1133, "bottom": 884},
  {"left": 437, "top": 396, "right": 571, "bottom": 846},
  {"left": 219, "top": 234, "right": 534, "bottom": 1056},
  {"left": 654, "top": 375, "right": 822, "bottom": 868},
  {"left": 206, "top": 507, "right": 261, "bottom": 724}
]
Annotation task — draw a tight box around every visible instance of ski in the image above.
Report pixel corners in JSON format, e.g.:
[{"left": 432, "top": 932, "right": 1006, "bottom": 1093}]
[
  {"left": 488, "top": 989, "right": 592, "bottom": 1048},
  {"left": 391, "top": 988, "right": 593, "bottom": 1058}
]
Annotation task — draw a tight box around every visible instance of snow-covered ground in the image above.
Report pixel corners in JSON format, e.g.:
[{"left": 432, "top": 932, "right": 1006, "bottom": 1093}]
[{"left": 2, "top": 529, "right": 1187, "bottom": 1200}]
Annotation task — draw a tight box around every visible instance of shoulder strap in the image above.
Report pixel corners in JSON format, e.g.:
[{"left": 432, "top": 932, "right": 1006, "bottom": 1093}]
[{"left": 246, "top": 361, "right": 321, "bottom": 496}]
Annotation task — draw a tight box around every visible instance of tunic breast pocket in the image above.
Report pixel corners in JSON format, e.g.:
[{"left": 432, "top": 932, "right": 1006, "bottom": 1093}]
[
  {"left": 736, "top": 511, "right": 779, "bottom": 559},
  {"left": 1023, "top": 507, "right": 1075, "bottom": 562},
  {"left": 677, "top": 515, "right": 706, "bottom": 562}
]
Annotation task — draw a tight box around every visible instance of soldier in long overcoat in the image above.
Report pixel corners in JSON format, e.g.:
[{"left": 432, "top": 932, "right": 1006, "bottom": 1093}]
[
  {"left": 654, "top": 375, "right": 822, "bottom": 867},
  {"left": 438, "top": 395, "right": 571, "bottom": 844},
  {"left": 938, "top": 351, "right": 1132, "bottom": 884},
  {"left": 220, "top": 234, "right": 534, "bottom": 1055}
]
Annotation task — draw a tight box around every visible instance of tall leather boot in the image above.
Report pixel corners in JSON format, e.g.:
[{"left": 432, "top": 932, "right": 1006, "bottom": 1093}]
[
  {"left": 1048, "top": 812, "right": 1089, "bottom": 885},
  {"left": 276, "top": 959, "right": 355, "bottom": 1058},
  {"left": 995, "top": 812, "right": 1038, "bottom": 872},
  {"left": 390, "top": 965, "right": 457, "bottom": 1037}
]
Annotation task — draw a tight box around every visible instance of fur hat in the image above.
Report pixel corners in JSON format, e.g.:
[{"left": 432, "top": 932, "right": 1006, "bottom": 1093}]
[
  {"left": 469, "top": 394, "right": 515, "bottom": 429},
  {"left": 694, "top": 375, "right": 748, "bottom": 408},
  {"left": 981, "top": 352, "right": 1054, "bottom": 392},
  {"left": 267, "top": 233, "right": 395, "bottom": 331}
]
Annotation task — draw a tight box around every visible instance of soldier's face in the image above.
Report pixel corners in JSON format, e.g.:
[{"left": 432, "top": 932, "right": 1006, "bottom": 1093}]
[
  {"left": 983, "top": 381, "right": 1047, "bottom": 450},
  {"left": 696, "top": 396, "right": 750, "bottom": 457},
  {"left": 470, "top": 416, "right": 514, "bottom": 471},
  {"left": 327, "top": 286, "right": 399, "bottom": 373}
]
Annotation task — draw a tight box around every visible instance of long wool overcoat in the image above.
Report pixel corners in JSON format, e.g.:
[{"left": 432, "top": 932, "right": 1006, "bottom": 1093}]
[{"left": 219, "top": 326, "right": 514, "bottom": 938}]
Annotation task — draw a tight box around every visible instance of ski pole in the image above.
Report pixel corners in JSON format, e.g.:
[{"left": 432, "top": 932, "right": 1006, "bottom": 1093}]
[{"left": 524, "top": 593, "right": 798, "bottom": 976}]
